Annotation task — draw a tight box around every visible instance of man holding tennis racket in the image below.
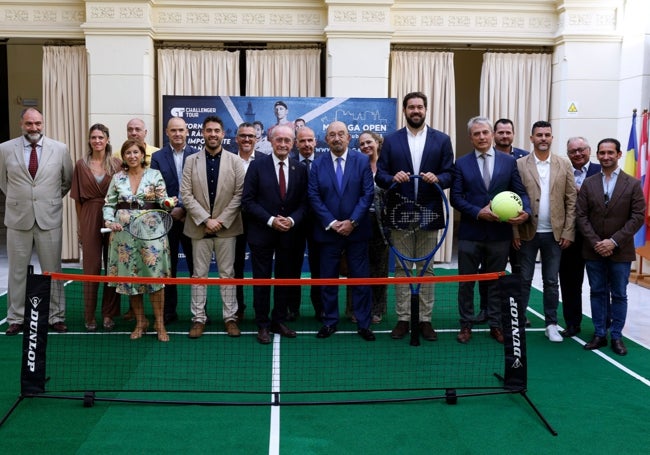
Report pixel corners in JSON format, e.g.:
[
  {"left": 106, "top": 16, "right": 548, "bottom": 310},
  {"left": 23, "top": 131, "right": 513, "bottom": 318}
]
[{"left": 376, "top": 92, "right": 454, "bottom": 342}]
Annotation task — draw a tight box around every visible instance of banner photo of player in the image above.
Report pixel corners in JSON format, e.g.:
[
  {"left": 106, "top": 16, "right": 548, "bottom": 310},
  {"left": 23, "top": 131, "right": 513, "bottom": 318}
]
[{"left": 161, "top": 95, "right": 398, "bottom": 155}]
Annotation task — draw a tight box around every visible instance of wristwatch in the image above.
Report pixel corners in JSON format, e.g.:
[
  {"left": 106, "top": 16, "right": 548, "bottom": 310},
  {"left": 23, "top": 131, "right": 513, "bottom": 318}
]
[{"left": 350, "top": 219, "right": 358, "bottom": 228}]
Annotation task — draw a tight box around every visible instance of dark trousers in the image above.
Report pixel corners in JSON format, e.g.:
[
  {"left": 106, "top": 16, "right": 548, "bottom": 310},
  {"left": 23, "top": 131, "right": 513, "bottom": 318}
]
[
  {"left": 234, "top": 221, "right": 250, "bottom": 312},
  {"left": 249, "top": 242, "right": 303, "bottom": 328},
  {"left": 320, "top": 239, "right": 372, "bottom": 329},
  {"left": 559, "top": 234, "right": 585, "bottom": 328},
  {"left": 164, "top": 219, "right": 194, "bottom": 317}
]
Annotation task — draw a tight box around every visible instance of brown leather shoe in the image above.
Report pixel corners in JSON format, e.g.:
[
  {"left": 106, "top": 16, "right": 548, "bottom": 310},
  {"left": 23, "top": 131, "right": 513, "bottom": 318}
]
[
  {"left": 490, "top": 327, "right": 504, "bottom": 344},
  {"left": 257, "top": 327, "right": 271, "bottom": 344},
  {"left": 390, "top": 321, "right": 410, "bottom": 339},
  {"left": 611, "top": 339, "right": 627, "bottom": 356},
  {"left": 457, "top": 327, "right": 472, "bottom": 344},
  {"left": 419, "top": 321, "right": 438, "bottom": 341},
  {"left": 5, "top": 323, "right": 24, "bottom": 336},
  {"left": 270, "top": 322, "right": 296, "bottom": 338},
  {"left": 225, "top": 320, "right": 241, "bottom": 338},
  {"left": 584, "top": 335, "right": 607, "bottom": 350},
  {"left": 188, "top": 322, "right": 205, "bottom": 339},
  {"left": 49, "top": 322, "right": 68, "bottom": 333}
]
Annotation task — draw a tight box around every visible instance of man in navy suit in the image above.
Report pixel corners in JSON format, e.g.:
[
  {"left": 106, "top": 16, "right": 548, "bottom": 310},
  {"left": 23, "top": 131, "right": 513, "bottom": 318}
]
[
  {"left": 150, "top": 117, "right": 199, "bottom": 324},
  {"left": 477, "top": 118, "right": 530, "bottom": 323},
  {"left": 308, "top": 121, "right": 376, "bottom": 341},
  {"left": 242, "top": 124, "right": 308, "bottom": 344},
  {"left": 375, "top": 91, "right": 454, "bottom": 342},
  {"left": 451, "top": 116, "right": 531, "bottom": 344},
  {"left": 558, "top": 137, "right": 602, "bottom": 337}
]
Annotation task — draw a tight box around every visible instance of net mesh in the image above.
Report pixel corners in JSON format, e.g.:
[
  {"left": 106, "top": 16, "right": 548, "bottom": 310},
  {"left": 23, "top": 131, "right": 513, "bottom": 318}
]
[{"left": 35, "top": 271, "right": 511, "bottom": 401}]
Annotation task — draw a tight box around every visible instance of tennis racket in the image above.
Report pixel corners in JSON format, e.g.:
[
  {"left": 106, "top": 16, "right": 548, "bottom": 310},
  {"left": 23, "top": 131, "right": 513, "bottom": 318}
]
[
  {"left": 378, "top": 175, "right": 450, "bottom": 346},
  {"left": 101, "top": 209, "right": 173, "bottom": 241}
]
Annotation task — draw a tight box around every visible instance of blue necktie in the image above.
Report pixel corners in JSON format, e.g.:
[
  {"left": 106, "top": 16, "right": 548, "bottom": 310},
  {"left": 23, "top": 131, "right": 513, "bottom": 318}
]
[{"left": 335, "top": 157, "right": 343, "bottom": 190}]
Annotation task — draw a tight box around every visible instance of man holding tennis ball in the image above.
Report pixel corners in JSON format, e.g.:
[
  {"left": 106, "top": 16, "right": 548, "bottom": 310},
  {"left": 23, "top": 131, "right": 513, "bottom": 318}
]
[{"left": 451, "top": 116, "right": 530, "bottom": 344}]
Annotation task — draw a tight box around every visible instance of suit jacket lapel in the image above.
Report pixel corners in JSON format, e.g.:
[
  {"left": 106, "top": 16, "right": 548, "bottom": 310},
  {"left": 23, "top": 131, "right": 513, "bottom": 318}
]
[
  {"left": 196, "top": 152, "right": 211, "bottom": 207},
  {"left": 399, "top": 129, "right": 415, "bottom": 174},
  {"left": 165, "top": 148, "right": 179, "bottom": 189}
]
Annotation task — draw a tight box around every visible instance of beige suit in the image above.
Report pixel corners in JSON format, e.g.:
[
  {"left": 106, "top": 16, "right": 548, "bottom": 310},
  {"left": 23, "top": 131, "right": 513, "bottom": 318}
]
[
  {"left": 514, "top": 153, "right": 577, "bottom": 242},
  {"left": 0, "top": 135, "right": 73, "bottom": 324},
  {"left": 180, "top": 149, "right": 245, "bottom": 323}
]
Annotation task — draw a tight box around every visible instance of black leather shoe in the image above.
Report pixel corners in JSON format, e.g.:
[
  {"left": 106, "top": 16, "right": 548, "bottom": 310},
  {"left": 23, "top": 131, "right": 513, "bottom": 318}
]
[
  {"left": 419, "top": 322, "right": 438, "bottom": 341},
  {"left": 357, "top": 328, "right": 376, "bottom": 341},
  {"left": 317, "top": 325, "right": 337, "bottom": 339},
  {"left": 473, "top": 310, "right": 487, "bottom": 324},
  {"left": 560, "top": 325, "right": 581, "bottom": 338},
  {"left": 5, "top": 323, "right": 24, "bottom": 336},
  {"left": 257, "top": 328, "right": 271, "bottom": 345},
  {"left": 611, "top": 339, "right": 627, "bottom": 356},
  {"left": 584, "top": 335, "right": 608, "bottom": 350},
  {"left": 270, "top": 322, "right": 297, "bottom": 338}
]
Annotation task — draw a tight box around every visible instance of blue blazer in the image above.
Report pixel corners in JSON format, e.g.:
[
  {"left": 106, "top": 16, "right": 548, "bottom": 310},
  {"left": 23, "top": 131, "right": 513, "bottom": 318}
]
[
  {"left": 451, "top": 149, "right": 531, "bottom": 242},
  {"left": 512, "top": 147, "right": 529, "bottom": 159},
  {"left": 242, "top": 154, "right": 308, "bottom": 248},
  {"left": 308, "top": 150, "right": 374, "bottom": 243},
  {"left": 375, "top": 126, "right": 454, "bottom": 230},
  {"left": 150, "top": 144, "right": 199, "bottom": 206}
]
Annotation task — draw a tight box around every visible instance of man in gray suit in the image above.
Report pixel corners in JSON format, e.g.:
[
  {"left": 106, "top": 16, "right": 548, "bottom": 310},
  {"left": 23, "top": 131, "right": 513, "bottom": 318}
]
[
  {"left": 180, "top": 115, "right": 245, "bottom": 339},
  {"left": 0, "top": 107, "right": 73, "bottom": 335}
]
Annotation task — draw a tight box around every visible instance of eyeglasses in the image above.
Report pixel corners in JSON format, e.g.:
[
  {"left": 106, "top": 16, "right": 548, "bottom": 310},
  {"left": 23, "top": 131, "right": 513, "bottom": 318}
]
[
  {"left": 327, "top": 131, "right": 347, "bottom": 139},
  {"left": 237, "top": 134, "right": 255, "bottom": 139},
  {"left": 567, "top": 147, "right": 588, "bottom": 155}
]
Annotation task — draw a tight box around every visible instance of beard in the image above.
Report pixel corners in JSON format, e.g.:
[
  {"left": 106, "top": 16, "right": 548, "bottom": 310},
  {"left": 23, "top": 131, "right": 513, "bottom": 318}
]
[
  {"left": 405, "top": 115, "right": 425, "bottom": 129},
  {"left": 24, "top": 132, "right": 43, "bottom": 143}
]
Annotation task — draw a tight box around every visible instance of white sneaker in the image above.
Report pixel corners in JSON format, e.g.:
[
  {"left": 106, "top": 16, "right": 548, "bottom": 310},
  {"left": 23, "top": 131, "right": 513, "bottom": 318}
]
[{"left": 545, "top": 324, "right": 563, "bottom": 342}]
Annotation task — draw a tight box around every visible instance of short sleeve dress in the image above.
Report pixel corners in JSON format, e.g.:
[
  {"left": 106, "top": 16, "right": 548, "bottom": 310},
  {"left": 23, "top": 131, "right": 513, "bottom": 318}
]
[{"left": 103, "top": 168, "right": 171, "bottom": 295}]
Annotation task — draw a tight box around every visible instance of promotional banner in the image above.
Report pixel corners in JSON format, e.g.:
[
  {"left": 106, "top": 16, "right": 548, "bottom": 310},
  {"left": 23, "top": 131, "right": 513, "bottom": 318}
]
[
  {"left": 161, "top": 95, "right": 397, "bottom": 155},
  {"left": 162, "top": 96, "right": 398, "bottom": 273}
]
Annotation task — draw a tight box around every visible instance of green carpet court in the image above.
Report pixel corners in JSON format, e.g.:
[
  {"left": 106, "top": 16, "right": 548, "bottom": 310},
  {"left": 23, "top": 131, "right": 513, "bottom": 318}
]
[{"left": 1, "top": 269, "right": 649, "bottom": 454}]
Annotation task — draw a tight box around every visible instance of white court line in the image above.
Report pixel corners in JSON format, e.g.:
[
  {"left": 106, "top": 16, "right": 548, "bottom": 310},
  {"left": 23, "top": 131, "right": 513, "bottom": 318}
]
[
  {"left": 268, "top": 333, "right": 282, "bottom": 455},
  {"left": 526, "top": 306, "right": 650, "bottom": 387}
]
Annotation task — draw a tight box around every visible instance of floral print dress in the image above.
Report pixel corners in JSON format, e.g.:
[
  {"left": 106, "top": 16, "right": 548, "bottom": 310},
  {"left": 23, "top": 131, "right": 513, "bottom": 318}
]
[{"left": 103, "top": 168, "right": 171, "bottom": 295}]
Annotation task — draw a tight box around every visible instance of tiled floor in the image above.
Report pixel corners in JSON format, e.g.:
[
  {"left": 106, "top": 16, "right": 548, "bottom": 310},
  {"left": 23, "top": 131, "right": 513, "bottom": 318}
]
[{"left": 1, "top": 246, "right": 649, "bottom": 348}]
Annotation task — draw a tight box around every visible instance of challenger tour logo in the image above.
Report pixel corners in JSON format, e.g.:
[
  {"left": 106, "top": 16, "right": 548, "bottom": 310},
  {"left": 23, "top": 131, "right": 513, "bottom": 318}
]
[
  {"left": 509, "top": 296, "right": 523, "bottom": 369},
  {"left": 26, "top": 295, "right": 42, "bottom": 373}
]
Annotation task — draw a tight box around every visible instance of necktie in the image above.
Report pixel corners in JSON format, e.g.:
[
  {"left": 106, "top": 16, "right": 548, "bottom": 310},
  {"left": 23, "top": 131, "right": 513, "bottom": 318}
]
[
  {"left": 481, "top": 153, "right": 490, "bottom": 189},
  {"left": 306, "top": 158, "right": 311, "bottom": 172},
  {"left": 335, "top": 157, "right": 343, "bottom": 190},
  {"left": 28, "top": 143, "right": 38, "bottom": 179},
  {"left": 279, "top": 161, "right": 286, "bottom": 199}
]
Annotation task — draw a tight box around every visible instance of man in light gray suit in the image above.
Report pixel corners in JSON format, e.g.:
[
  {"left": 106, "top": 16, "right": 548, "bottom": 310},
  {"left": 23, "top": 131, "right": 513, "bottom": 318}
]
[
  {"left": 0, "top": 107, "right": 73, "bottom": 335},
  {"left": 180, "top": 115, "right": 245, "bottom": 339}
]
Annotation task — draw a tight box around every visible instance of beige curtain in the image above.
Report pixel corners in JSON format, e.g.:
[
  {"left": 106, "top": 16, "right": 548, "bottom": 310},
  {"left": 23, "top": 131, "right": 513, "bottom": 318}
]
[
  {"left": 480, "top": 53, "right": 552, "bottom": 149},
  {"left": 389, "top": 51, "right": 456, "bottom": 262},
  {"left": 157, "top": 48, "right": 240, "bottom": 97},
  {"left": 246, "top": 49, "right": 321, "bottom": 96},
  {"left": 43, "top": 45, "right": 88, "bottom": 261}
]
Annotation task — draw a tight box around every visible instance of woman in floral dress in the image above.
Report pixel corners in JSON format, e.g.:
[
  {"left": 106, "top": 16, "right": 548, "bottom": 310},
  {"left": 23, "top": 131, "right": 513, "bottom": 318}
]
[{"left": 103, "top": 139, "right": 172, "bottom": 342}]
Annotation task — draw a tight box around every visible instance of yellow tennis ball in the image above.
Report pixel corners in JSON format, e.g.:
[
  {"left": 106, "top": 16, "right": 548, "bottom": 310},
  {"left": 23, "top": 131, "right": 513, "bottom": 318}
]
[{"left": 491, "top": 191, "right": 523, "bottom": 222}]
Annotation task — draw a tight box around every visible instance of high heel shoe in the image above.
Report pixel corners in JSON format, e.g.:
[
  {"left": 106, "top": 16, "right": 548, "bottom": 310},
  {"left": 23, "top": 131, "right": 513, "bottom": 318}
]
[
  {"left": 154, "top": 322, "right": 169, "bottom": 342},
  {"left": 130, "top": 320, "right": 149, "bottom": 340},
  {"left": 85, "top": 321, "right": 97, "bottom": 332},
  {"left": 103, "top": 317, "right": 115, "bottom": 331}
]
